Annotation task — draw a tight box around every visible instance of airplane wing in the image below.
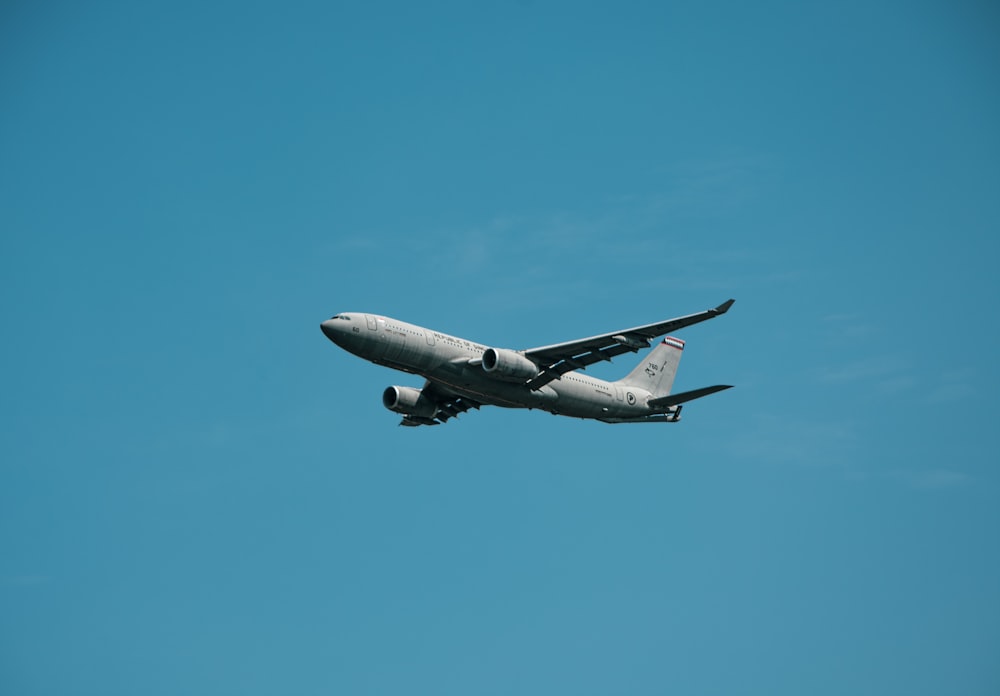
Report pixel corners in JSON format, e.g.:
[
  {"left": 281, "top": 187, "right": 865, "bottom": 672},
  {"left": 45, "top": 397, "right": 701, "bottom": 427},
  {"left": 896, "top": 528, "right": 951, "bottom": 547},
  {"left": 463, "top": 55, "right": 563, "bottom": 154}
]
[
  {"left": 523, "top": 299, "right": 734, "bottom": 390},
  {"left": 399, "top": 381, "right": 482, "bottom": 427}
]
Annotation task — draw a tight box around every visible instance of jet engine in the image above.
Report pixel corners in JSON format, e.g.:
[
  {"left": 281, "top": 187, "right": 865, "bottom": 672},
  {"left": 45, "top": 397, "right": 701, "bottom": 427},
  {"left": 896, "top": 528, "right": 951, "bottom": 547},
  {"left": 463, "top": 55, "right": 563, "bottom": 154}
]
[
  {"left": 382, "top": 386, "right": 437, "bottom": 418},
  {"left": 482, "top": 348, "right": 540, "bottom": 381}
]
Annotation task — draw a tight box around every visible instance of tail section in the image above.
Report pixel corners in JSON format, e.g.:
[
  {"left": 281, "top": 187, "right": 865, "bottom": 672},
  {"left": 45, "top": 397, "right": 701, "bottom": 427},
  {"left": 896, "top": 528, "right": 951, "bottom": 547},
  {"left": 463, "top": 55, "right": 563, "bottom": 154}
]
[{"left": 617, "top": 336, "right": 685, "bottom": 396}]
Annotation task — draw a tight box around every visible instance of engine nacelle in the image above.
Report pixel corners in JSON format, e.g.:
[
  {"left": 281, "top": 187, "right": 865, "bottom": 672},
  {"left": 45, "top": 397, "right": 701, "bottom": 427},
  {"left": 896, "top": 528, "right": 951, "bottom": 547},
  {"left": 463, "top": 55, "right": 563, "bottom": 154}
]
[
  {"left": 382, "top": 386, "right": 437, "bottom": 418},
  {"left": 482, "top": 348, "right": 540, "bottom": 381}
]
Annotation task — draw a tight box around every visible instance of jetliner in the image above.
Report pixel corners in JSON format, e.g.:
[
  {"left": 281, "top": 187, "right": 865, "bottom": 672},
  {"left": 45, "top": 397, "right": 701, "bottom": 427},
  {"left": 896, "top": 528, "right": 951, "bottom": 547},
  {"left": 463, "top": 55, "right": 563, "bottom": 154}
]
[{"left": 320, "top": 299, "right": 735, "bottom": 426}]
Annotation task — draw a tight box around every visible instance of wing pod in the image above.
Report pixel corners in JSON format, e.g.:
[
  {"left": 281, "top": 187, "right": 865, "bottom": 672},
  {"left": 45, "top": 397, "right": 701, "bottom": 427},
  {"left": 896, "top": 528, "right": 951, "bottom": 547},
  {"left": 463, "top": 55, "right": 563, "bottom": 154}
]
[
  {"left": 382, "top": 386, "right": 438, "bottom": 418},
  {"left": 611, "top": 334, "right": 650, "bottom": 351},
  {"left": 482, "top": 348, "right": 540, "bottom": 382}
]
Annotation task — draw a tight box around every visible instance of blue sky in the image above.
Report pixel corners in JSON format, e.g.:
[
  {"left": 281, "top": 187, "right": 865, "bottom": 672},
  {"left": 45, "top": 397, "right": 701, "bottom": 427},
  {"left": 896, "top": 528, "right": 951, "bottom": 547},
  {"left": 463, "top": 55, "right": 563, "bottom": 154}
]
[{"left": 2, "top": 1, "right": 998, "bottom": 694}]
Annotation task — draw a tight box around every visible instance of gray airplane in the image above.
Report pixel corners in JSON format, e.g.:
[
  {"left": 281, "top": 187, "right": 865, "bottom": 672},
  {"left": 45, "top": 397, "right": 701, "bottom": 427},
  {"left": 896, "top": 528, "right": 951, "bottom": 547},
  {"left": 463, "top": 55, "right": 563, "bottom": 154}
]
[{"left": 320, "top": 299, "right": 735, "bottom": 426}]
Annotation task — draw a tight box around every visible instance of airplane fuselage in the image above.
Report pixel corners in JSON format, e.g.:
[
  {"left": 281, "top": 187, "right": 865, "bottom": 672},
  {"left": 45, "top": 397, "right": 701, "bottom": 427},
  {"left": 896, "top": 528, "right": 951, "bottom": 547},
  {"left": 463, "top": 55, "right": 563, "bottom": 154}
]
[{"left": 321, "top": 312, "right": 654, "bottom": 421}]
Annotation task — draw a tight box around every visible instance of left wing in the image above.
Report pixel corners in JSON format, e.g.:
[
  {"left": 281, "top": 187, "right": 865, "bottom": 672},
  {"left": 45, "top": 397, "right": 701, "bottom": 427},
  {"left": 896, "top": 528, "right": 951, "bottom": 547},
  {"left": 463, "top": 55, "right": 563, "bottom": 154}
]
[
  {"left": 523, "top": 299, "right": 734, "bottom": 390},
  {"left": 400, "top": 381, "right": 482, "bottom": 427}
]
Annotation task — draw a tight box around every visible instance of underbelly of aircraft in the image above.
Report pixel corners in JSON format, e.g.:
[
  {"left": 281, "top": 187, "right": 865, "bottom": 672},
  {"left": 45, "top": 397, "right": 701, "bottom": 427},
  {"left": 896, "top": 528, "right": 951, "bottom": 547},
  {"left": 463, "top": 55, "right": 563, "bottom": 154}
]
[
  {"left": 432, "top": 372, "right": 556, "bottom": 410},
  {"left": 424, "top": 364, "right": 627, "bottom": 419}
]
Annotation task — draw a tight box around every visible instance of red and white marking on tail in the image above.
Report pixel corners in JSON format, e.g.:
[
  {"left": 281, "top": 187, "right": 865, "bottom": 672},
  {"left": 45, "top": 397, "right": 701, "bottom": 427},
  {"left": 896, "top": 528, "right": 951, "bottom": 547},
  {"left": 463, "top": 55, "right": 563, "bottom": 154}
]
[{"left": 663, "top": 337, "right": 685, "bottom": 351}]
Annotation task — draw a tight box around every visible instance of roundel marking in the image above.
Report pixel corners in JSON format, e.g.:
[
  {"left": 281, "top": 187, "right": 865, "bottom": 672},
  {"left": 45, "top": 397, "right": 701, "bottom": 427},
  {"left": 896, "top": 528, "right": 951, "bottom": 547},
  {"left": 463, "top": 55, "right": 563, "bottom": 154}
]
[{"left": 626, "top": 392, "right": 636, "bottom": 405}]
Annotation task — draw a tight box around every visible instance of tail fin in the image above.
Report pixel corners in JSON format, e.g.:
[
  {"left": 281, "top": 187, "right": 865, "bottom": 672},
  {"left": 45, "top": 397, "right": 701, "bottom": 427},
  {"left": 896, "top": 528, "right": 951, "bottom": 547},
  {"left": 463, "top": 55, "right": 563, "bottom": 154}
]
[{"left": 617, "top": 337, "right": 685, "bottom": 396}]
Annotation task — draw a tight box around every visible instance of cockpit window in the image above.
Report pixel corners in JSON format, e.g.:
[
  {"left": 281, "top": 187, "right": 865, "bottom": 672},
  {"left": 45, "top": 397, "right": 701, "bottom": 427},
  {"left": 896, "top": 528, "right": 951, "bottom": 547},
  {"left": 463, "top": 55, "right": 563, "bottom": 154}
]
[{"left": 329, "top": 314, "right": 352, "bottom": 321}]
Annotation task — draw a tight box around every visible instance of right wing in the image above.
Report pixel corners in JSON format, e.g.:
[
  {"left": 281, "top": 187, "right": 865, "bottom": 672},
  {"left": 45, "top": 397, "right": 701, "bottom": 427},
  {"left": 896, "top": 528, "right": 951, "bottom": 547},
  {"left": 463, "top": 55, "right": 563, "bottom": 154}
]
[{"left": 522, "top": 299, "right": 735, "bottom": 390}]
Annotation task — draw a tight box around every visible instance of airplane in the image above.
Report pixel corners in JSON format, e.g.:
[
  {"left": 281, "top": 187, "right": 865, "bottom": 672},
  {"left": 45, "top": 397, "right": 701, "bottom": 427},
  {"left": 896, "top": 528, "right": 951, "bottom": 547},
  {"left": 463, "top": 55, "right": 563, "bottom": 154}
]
[{"left": 319, "top": 299, "right": 735, "bottom": 426}]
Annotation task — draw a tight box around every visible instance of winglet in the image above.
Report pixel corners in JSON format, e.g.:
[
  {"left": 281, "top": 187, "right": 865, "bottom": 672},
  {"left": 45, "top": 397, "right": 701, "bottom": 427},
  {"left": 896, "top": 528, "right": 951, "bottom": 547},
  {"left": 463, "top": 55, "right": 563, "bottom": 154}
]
[{"left": 714, "top": 299, "right": 735, "bottom": 315}]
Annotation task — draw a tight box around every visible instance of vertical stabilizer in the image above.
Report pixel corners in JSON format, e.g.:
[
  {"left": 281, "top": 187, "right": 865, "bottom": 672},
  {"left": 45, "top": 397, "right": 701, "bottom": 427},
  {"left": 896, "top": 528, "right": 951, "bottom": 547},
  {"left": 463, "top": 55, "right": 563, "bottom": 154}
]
[{"left": 617, "top": 337, "right": 684, "bottom": 396}]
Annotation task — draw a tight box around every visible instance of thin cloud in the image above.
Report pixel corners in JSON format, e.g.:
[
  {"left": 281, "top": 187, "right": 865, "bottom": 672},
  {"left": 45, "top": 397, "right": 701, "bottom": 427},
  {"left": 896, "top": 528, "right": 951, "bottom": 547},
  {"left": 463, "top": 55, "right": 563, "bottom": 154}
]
[
  {"left": 816, "top": 356, "right": 909, "bottom": 384},
  {"left": 921, "top": 370, "right": 975, "bottom": 403},
  {"left": 844, "top": 468, "right": 972, "bottom": 489},
  {"left": 3, "top": 574, "right": 50, "bottom": 586},
  {"left": 820, "top": 313, "right": 881, "bottom": 342},
  {"left": 425, "top": 190, "right": 796, "bottom": 296},
  {"left": 902, "top": 469, "right": 971, "bottom": 489},
  {"left": 331, "top": 235, "right": 382, "bottom": 251},
  {"left": 722, "top": 412, "right": 858, "bottom": 468}
]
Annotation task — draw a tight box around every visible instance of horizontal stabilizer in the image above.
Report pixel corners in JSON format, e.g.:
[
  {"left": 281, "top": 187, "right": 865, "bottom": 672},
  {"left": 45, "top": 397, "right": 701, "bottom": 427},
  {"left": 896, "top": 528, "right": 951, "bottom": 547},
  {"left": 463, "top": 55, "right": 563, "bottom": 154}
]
[{"left": 648, "top": 384, "right": 732, "bottom": 409}]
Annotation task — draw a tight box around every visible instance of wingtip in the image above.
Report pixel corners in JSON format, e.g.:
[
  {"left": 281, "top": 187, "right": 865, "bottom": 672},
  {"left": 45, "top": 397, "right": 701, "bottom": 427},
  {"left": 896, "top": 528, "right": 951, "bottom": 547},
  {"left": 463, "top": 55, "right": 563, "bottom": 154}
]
[{"left": 715, "top": 298, "right": 735, "bottom": 314}]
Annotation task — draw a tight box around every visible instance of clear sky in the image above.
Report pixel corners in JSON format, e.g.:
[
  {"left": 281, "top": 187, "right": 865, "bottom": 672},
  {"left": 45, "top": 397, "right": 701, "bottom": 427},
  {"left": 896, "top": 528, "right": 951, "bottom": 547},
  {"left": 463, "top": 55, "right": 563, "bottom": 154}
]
[{"left": 2, "top": 1, "right": 998, "bottom": 694}]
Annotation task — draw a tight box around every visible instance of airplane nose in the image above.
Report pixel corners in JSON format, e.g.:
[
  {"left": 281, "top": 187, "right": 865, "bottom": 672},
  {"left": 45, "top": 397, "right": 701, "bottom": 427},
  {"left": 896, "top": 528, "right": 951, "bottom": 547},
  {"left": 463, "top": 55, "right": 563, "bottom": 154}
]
[{"left": 320, "top": 319, "right": 338, "bottom": 341}]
